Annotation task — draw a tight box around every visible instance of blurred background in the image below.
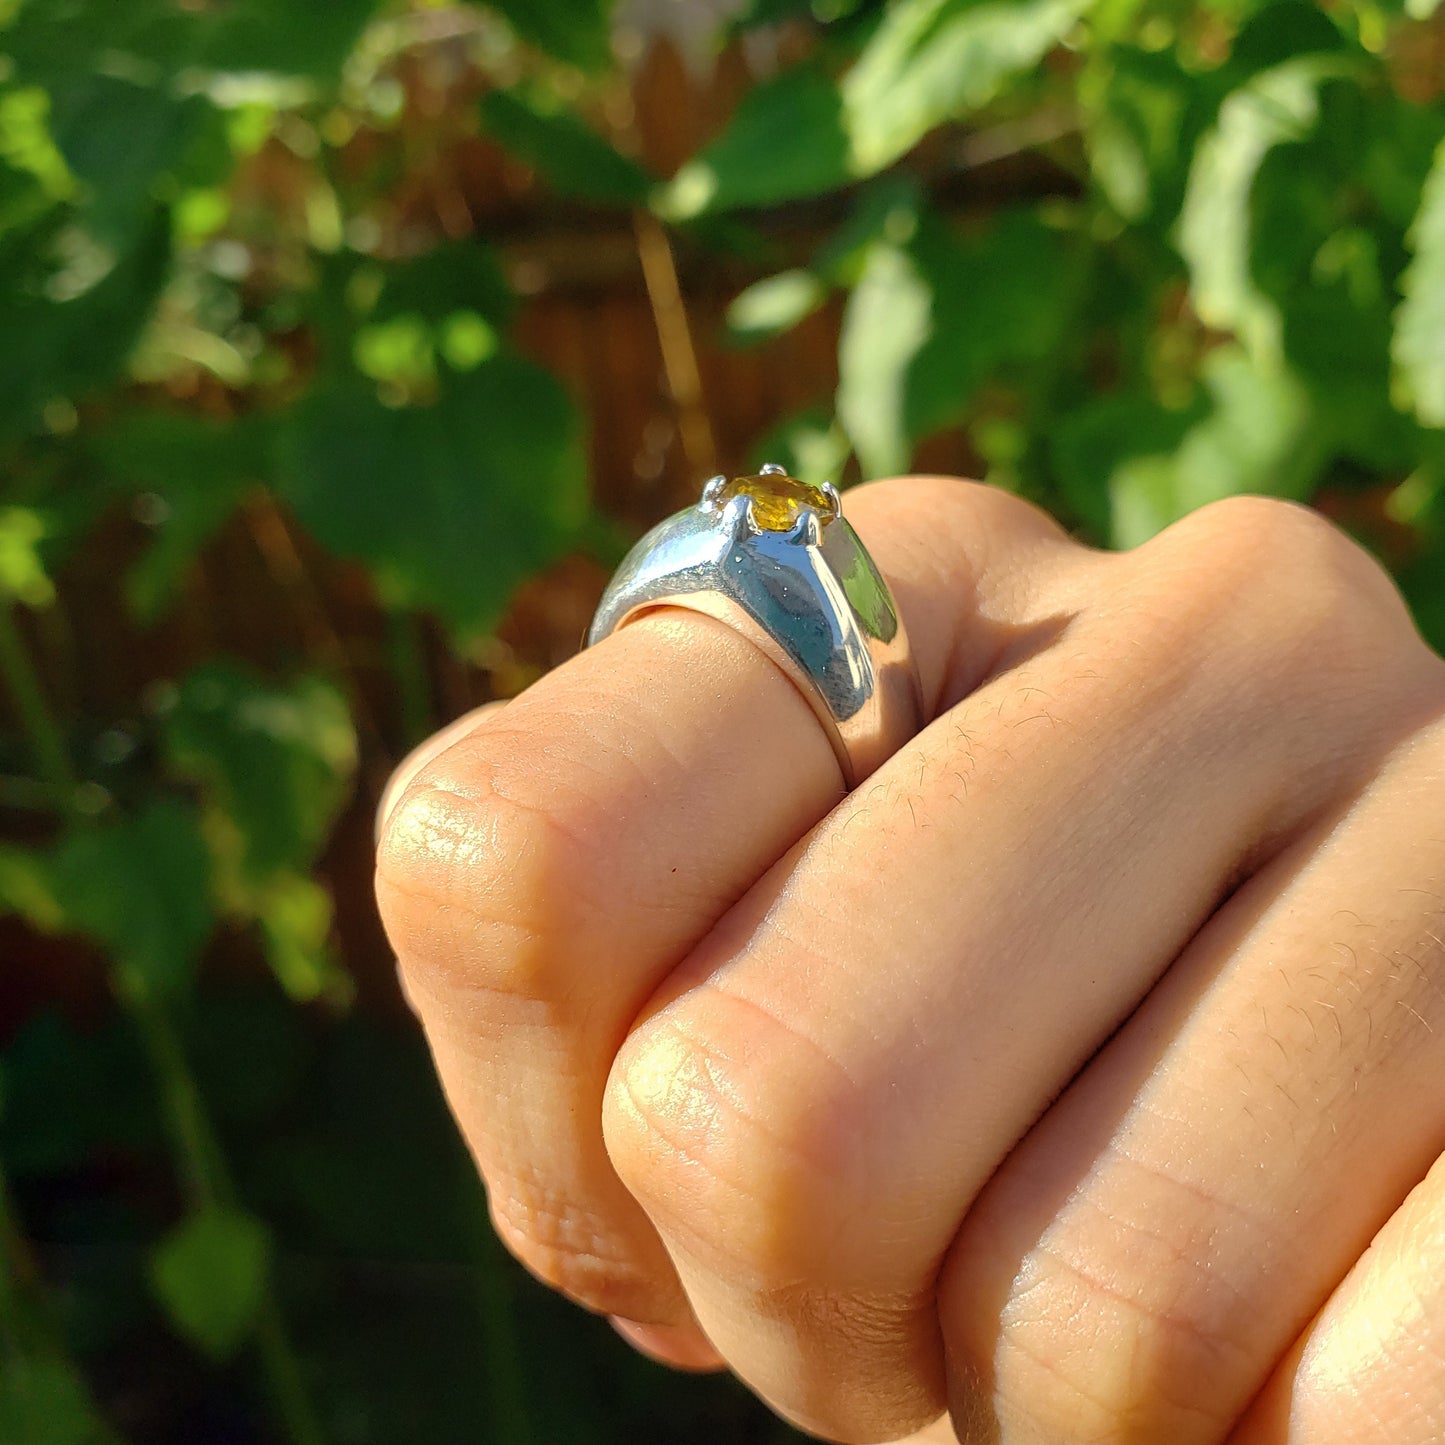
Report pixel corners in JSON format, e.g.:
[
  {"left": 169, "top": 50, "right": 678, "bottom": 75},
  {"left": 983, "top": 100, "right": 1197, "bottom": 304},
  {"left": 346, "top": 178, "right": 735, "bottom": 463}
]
[{"left": 2, "top": 0, "right": 1445, "bottom": 1440}]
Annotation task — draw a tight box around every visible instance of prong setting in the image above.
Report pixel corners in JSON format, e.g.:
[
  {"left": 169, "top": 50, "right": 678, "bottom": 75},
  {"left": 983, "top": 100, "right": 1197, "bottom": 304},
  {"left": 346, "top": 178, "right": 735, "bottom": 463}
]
[
  {"left": 720, "top": 492, "right": 755, "bottom": 540},
  {"left": 759, "top": 462, "right": 788, "bottom": 476},
  {"left": 700, "top": 474, "right": 728, "bottom": 512},
  {"left": 821, "top": 482, "right": 842, "bottom": 522},
  {"left": 786, "top": 508, "right": 824, "bottom": 547}
]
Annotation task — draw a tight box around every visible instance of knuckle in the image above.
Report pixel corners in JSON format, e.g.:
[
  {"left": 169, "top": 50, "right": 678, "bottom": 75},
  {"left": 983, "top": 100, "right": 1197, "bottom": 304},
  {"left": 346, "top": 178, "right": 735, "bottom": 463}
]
[
  {"left": 941, "top": 1152, "right": 1254, "bottom": 1444},
  {"left": 1159, "top": 493, "right": 1345, "bottom": 567},
  {"left": 375, "top": 763, "right": 582, "bottom": 1005},
  {"left": 945, "top": 1246, "right": 1237, "bottom": 1444},
  {"left": 606, "top": 991, "right": 946, "bottom": 1440},
  {"left": 855, "top": 474, "right": 1070, "bottom": 548},
  {"left": 487, "top": 1169, "right": 671, "bottom": 1319},
  {"left": 603, "top": 995, "right": 864, "bottom": 1285},
  {"left": 1163, "top": 495, "right": 1408, "bottom": 649},
  {"left": 1133, "top": 496, "right": 1435, "bottom": 711},
  {"left": 992, "top": 1246, "right": 1237, "bottom": 1443},
  {"left": 603, "top": 1012, "right": 792, "bottom": 1280}
]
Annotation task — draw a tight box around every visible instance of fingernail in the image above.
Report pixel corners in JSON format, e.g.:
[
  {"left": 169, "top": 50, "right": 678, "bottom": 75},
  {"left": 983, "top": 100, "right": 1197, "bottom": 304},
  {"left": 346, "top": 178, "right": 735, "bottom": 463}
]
[{"left": 608, "top": 1315, "right": 726, "bottom": 1372}]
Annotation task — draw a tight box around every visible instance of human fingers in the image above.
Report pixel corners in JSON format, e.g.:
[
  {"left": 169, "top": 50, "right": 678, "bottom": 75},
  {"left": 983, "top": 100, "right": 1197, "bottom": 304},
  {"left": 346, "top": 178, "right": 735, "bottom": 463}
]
[
  {"left": 375, "top": 702, "right": 506, "bottom": 843},
  {"left": 940, "top": 708, "right": 1445, "bottom": 1443},
  {"left": 375, "top": 478, "right": 1075, "bottom": 1335},
  {"left": 600, "top": 498, "right": 1444, "bottom": 1441},
  {"left": 1230, "top": 1147, "right": 1445, "bottom": 1444},
  {"left": 377, "top": 704, "right": 507, "bottom": 1019}
]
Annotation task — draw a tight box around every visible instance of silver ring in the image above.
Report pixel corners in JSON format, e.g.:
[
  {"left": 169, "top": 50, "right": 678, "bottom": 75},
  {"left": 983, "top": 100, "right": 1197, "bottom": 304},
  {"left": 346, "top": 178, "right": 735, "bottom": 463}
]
[{"left": 587, "top": 465, "right": 922, "bottom": 788}]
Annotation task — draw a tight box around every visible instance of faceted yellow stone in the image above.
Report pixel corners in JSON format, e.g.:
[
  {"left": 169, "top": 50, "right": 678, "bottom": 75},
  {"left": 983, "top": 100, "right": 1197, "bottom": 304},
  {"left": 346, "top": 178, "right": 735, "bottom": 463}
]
[{"left": 716, "top": 470, "right": 832, "bottom": 531}]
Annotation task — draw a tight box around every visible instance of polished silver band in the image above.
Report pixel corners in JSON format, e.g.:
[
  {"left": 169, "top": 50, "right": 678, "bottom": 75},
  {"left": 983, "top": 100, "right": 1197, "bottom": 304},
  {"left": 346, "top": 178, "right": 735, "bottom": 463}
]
[{"left": 586, "top": 467, "right": 922, "bottom": 788}]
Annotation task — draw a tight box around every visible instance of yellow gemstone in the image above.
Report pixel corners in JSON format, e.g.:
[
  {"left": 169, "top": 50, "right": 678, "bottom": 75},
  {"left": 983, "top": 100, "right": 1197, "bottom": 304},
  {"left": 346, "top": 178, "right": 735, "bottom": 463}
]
[{"left": 716, "top": 470, "right": 832, "bottom": 531}]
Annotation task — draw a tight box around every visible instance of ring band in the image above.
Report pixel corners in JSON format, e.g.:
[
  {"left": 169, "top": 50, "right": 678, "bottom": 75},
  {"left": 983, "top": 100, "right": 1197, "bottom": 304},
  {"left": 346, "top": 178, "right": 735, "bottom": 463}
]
[{"left": 586, "top": 465, "right": 922, "bottom": 788}]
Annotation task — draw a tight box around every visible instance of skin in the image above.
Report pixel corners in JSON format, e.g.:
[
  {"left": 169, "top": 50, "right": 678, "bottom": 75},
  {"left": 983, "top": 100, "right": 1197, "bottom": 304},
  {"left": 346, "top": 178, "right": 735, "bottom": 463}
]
[{"left": 375, "top": 478, "right": 1445, "bottom": 1444}]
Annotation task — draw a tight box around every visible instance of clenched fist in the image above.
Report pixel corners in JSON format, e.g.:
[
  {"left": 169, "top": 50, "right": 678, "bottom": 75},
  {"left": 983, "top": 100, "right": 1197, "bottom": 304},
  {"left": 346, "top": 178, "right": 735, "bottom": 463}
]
[{"left": 376, "top": 478, "right": 1445, "bottom": 1444}]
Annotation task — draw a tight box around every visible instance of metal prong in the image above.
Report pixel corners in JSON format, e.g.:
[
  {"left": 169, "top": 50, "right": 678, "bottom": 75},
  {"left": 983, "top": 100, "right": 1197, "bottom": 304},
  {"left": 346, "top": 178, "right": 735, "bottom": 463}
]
[
  {"left": 700, "top": 474, "right": 728, "bottom": 511},
  {"left": 787, "top": 509, "right": 823, "bottom": 547},
  {"left": 720, "top": 492, "right": 755, "bottom": 539},
  {"left": 821, "top": 481, "right": 842, "bottom": 522},
  {"left": 759, "top": 462, "right": 788, "bottom": 476}
]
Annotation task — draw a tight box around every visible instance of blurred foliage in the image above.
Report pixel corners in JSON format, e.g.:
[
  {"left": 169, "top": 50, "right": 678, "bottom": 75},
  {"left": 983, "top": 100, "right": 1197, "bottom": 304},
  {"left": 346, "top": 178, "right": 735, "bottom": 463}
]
[{"left": 1, "top": 0, "right": 1444, "bottom": 1440}]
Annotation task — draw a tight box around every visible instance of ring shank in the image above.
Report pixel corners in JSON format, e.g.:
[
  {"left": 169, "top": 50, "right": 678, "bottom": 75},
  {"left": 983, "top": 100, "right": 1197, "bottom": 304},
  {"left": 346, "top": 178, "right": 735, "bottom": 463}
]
[{"left": 588, "top": 504, "right": 922, "bottom": 789}]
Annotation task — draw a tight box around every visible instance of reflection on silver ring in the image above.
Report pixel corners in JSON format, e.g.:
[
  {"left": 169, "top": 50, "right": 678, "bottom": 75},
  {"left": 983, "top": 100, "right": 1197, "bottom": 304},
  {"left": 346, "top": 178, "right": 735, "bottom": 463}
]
[{"left": 586, "top": 465, "right": 922, "bottom": 788}]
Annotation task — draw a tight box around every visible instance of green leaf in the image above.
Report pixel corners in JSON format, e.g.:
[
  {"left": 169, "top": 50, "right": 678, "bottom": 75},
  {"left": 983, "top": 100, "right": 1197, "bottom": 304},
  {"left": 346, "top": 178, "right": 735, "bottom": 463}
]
[
  {"left": 907, "top": 208, "right": 1073, "bottom": 437},
  {"left": 165, "top": 662, "right": 357, "bottom": 892},
  {"left": 1082, "top": 44, "right": 1196, "bottom": 224},
  {"left": 255, "top": 873, "right": 352, "bottom": 1006},
  {"left": 837, "top": 207, "right": 1073, "bottom": 476},
  {"left": 479, "top": 89, "right": 652, "bottom": 205},
  {"left": 841, "top": 0, "right": 1088, "bottom": 176},
  {"left": 1178, "top": 55, "right": 1351, "bottom": 364},
  {"left": 748, "top": 408, "right": 853, "bottom": 486},
  {"left": 3, "top": 810, "right": 207, "bottom": 1002},
  {"left": 657, "top": 66, "right": 850, "bottom": 219},
  {"left": 812, "top": 172, "right": 925, "bottom": 283},
  {"left": 1108, "top": 346, "right": 1320, "bottom": 548},
  {"left": 0, "top": 507, "right": 55, "bottom": 608},
  {"left": 0, "top": 88, "right": 75, "bottom": 215},
  {"left": 86, "top": 412, "right": 273, "bottom": 620},
  {"left": 0, "top": 206, "right": 172, "bottom": 444},
  {"left": 1394, "top": 137, "right": 1445, "bottom": 427},
  {"left": 368, "top": 242, "right": 516, "bottom": 330},
  {"left": 1050, "top": 391, "right": 1204, "bottom": 541},
  {"left": 726, "top": 269, "right": 829, "bottom": 344},
  {"left": 45, "top": 74, "right": 211, "bottom": 246},
  {"left": 150, "top": 1205, "right": 271, "bottom": 1361},
  {"left": 1226, "top": 0, "right": 1348, "bottom": 76},
  {"left": 49, "top": 800, "right": 214, "bottom": 1001},
  {"left": 665, "top": 14, "right": 1079, "bottom": 219},
  {"left": 4, "top": 0, "right": 383, "bottom": 90},
  {"left": 0, "top": 1357, "right": 106, "bottom": 1445},
  {"left": 837, "top": 237, "right": 934, "bottom": 477},
  {"left": 279, "top": 354, "right": 588, "bottom": 636},
  {"left": 0, "top": 845, "right": 64, "bottom": 932},
  {"left": 2, "top": 1, "right": 196, "bottom": 94},
  {"left": 1394, "top": 472, "right": 1445, "bottom": 650},
  {"left": 480, "top": 0, "right": 616, "bottom": 70},
  {"left": 192, "top": 0, "right": 386, "bottom": 82}
]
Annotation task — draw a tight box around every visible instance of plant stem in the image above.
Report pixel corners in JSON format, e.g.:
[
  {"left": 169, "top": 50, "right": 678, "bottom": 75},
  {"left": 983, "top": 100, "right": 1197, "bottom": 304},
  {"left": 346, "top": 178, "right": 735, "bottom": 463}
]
[
  {"left": 386, "top": 607, "right": 433, "bottom": 753},
  {"left": 634, "top": 209, "right": 717, "bottom": 479},
  {"left": 125, "top": 991, "right": 224, "bottom": 1210},
  {"left": 253, "top": 1296, "right": 324, "bottom": 1445},
  {"left": 0, "top": 598, "right": 78, "bottom": 821},
  {"left": 465, "top": 1167, "right": 533, "bottom": 1445},
  {"left": 124, "top": 990, "right": 325, "bottom": 1445}
]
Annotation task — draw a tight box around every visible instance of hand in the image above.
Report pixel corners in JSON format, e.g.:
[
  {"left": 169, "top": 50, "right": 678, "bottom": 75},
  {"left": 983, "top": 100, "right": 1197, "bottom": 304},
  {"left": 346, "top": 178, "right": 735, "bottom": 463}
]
[{"left": 376, "top": 478, "right": 1445, "bottom": 1444}]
